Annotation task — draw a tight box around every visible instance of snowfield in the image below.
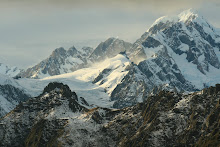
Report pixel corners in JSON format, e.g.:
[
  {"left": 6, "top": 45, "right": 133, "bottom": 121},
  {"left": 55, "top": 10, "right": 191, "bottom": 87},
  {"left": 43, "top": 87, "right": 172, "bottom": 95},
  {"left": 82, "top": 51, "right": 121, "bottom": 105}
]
[{"left": 15, "top": 54, "right": 130, "bottom": 108}]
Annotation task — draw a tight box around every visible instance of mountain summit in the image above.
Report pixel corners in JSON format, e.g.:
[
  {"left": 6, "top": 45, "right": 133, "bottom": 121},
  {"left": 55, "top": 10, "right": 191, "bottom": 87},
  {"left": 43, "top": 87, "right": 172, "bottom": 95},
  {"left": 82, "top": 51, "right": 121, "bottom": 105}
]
[
  {"left": 89, "top": 37, "right": 132, "bottom": 62},
  {"left": 128, "top": 8, "right": 220, "bottom": 90},
  {"left": 152, "top": 9, "right": 201, "bottom": 25},
  {"left": 19, "top": 46, "right": 87, "bottom": 78}
]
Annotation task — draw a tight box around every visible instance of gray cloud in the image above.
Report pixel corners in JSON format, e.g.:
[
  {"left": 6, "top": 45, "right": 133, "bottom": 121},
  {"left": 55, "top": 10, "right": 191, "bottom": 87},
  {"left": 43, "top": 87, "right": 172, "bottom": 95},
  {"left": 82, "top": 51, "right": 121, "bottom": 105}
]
[
  {"left": 1, "top": 0, "right": 219, "bottom": 16},
  {"left": 0, "top": 0, "right": 215, "bottom": 10},
  {"left": 1, "top": 0, "right": 219, "bottom": 7}
]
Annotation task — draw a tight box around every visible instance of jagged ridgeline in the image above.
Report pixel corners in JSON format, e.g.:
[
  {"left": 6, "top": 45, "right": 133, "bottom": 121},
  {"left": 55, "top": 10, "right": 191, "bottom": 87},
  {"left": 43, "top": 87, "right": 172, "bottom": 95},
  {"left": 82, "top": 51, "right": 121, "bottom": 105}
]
[
  {"left": 0, "top": 82, "right": 219, "bottom": 146},
  {"left": 18, "top": 38, "right": 132, "bottom": 79}
]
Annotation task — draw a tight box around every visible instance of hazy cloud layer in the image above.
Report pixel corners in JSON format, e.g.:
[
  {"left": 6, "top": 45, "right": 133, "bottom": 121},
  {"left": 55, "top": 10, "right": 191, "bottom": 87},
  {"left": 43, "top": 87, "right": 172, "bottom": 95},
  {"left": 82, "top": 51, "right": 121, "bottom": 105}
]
[{"left": 1, "top": 0, "right": 220, "bottom": 10}]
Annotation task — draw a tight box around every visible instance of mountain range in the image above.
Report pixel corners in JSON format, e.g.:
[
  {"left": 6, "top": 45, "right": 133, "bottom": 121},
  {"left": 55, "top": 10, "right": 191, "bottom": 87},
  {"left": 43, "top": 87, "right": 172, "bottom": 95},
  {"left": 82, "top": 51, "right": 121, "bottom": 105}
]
[
  {"left": 0, "top": 9, "right": 220, "bottom": 146},
  {"left": 1, "top": 9, "right": 220, "bottom": 114}
]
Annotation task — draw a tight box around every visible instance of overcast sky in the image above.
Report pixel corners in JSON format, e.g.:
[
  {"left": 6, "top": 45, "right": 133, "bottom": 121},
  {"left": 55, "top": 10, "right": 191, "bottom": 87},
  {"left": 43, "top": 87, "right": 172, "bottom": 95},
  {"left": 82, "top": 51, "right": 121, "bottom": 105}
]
[{"left": 0, "top": 0, "right": 220, "bottom": 68}]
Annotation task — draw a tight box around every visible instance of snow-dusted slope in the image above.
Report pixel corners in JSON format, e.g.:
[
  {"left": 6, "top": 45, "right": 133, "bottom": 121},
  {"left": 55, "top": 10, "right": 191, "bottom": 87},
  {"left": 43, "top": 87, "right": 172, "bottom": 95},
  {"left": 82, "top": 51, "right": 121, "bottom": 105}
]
[
  {"left": 19, "top": 46, "right": 89, "bottom": 79},
  {"left": 90, "top": 53, "right": 130, "bottom": 94},
  {"left": 0, "top": 63, "right": 21, "bottom": 77},
  {"left": 1, "top": 83, "right": 219, "bottom": 146},
  {"left": 0, "top": 74, "right": 29, "bottom": 118},
  {"left": 19, "top": 38, "right": 132, "bottom": 79},
  {"left": 0, "top": 82, "right": 119, "bottom": 146},
  {"left": 15, "top": 54, "right": 131, "bottom": 108},
  {"left": 0, "top": 54, "right": 132, "bottom": 116}
]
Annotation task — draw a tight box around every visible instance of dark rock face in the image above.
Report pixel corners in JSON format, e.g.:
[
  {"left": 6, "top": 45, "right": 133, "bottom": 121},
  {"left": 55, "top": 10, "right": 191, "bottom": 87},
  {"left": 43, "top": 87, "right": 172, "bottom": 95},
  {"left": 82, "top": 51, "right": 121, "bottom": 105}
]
[
  {"left": 161, "top": 21, "right": 220, "bottom": 73},
  {"left": 107, "top": 84, "right": 220, "bottom": 147},
  {"left": 81, "top": 47, "right": 94, "bottom": 57},
  {"left": 0, "top": 84, "right": 30, "bottom": 118},
  {"left": 0, "top": 84, "right": 29, "bottom": 103},
  {"left": 43, "top": 82, "right": 73, "bottom": 98},
  {"left": 110, "top": 48, "right": 196, "bottom": 109},
  {"left": 0, "top": 82, "right": 87, "bottom": 147},
  {"left": 0, "top": 83, "right": 219, "bottom": 146},
  {"left": 89, "top": 38, "right": 132, "bottom": 62},
  {"left": 25, "top": 119, "right": 68, "bottom": 147},
  {"left": 137, "top": 48, "right": 196, "bottom": 92},
  {"left": 110, "top": 64, "right": 147, "bottom": 108},
  {"left": 142, "top": 36, "right": 161, "bottom": 48},
  {"left": 42, "top": 82, "right": 85, "bottom": 112},
  {"left": 92, "top": 69, "right": 112, "bottom": 84}
]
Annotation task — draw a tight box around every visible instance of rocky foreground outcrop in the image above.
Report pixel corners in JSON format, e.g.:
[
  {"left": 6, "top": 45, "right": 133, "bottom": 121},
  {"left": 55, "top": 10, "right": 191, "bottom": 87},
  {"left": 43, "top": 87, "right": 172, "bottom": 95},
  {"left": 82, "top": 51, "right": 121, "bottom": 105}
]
[{"left": 0, "top": 83, "right": 219, "bottom": 146}]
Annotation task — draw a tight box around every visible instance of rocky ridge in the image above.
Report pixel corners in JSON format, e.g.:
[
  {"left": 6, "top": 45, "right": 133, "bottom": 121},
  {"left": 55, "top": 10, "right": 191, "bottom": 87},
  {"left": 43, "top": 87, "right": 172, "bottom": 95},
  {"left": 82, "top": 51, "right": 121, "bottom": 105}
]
[
  {"left": 0, "top": 82, "right": 219, "bottom": 146},
  {"left": 19, "top": 38, "right": 132, "bottom": 79},
  {"left": 89, "top": 37, "right": 132, "bottom": 62},
  {"left": 19, "top": 46, "right": 87, "bottom": 78}
]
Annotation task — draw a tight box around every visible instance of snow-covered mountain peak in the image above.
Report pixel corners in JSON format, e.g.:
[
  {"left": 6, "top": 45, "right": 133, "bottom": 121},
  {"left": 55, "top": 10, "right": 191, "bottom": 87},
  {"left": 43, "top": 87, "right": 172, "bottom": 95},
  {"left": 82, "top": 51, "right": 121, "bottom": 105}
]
[
  {"left": 67, "top": 45, "right": 78, "bottom": 55},
  {"left": 81, "top": 46, "right": 94, "bottom": 56},
  {"left": 149, "top": 9, "right": 209, "bottom": 33},
  {"left": 130, "top": 8, "right": 220, "bottom": 92},
  {"left": 151, "top": 15, "right": 176, "bottom": 27},
  {"left": 19, "top": 46, "right": 87, "bottom": 78},
  {"left": 178, "top": 8, "right": 199, "bottom": 22},
  {"left": 89, "top": 37, "right": 132, "bottom": 62},
  {"left": 50, "top": 47, "right": 66, "bottom": 58},
  {"left": 51, "top": 46, "right": 80, "bottom": 58},
  {"left": 68, "top": 45, "right": 77, "bottom": 51},
  {"left": 178, "top": 9, "right": 218, "bottom": 35},
  {"left": 51, "top": 47, "right": 66, "bottom": 57}
]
